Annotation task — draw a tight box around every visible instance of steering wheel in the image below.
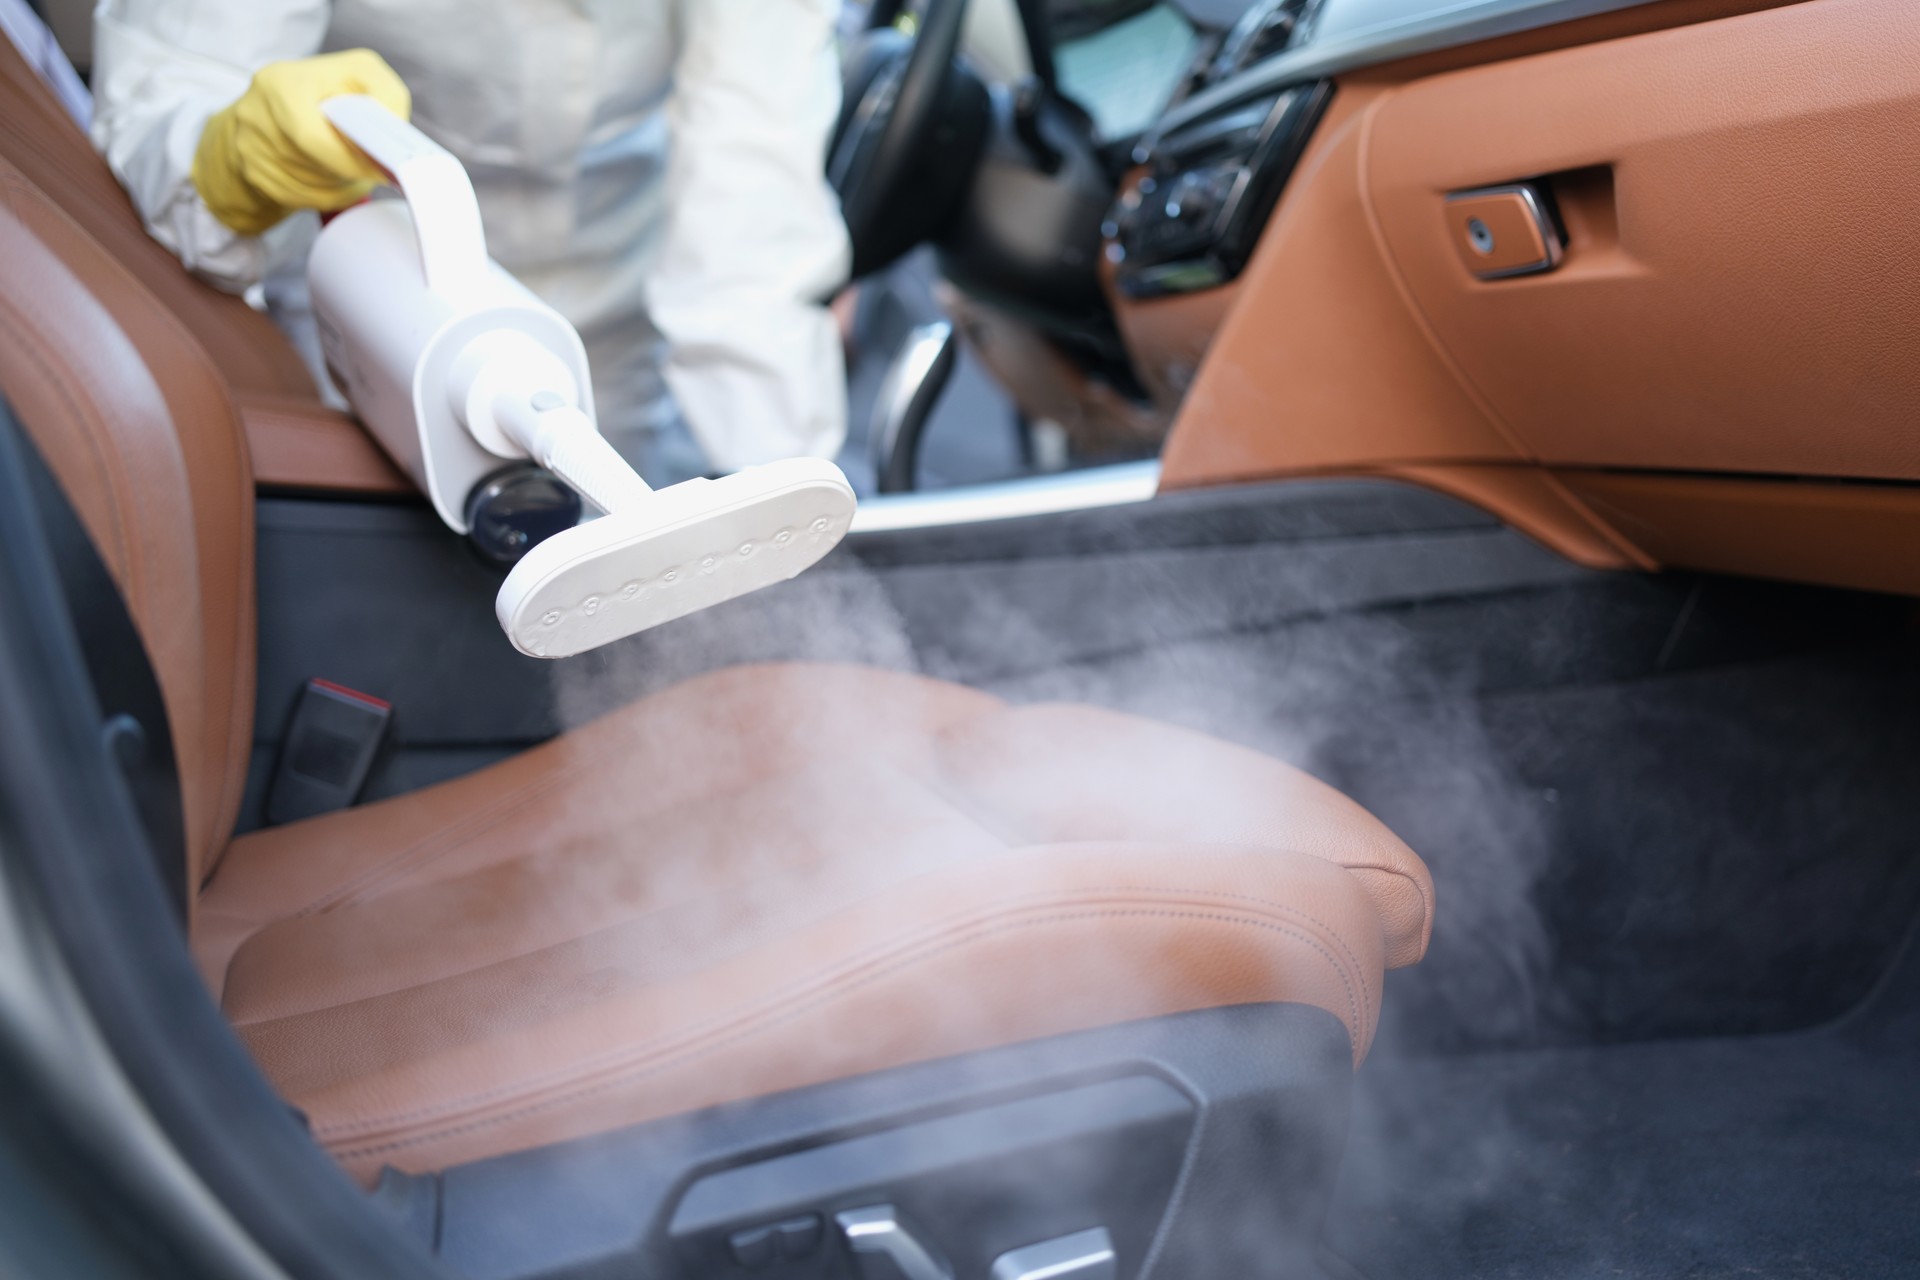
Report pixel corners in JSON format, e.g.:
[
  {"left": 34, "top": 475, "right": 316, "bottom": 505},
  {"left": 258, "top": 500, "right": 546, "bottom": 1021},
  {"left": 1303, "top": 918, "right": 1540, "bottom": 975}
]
[{"left": 829, "top": 0, "right": 984, "bottom": 280}]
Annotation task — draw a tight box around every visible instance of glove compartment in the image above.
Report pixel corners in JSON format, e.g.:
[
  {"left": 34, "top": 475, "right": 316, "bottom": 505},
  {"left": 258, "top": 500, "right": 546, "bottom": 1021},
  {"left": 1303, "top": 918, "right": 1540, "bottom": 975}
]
[{"left": 1362, "top": 0, "right": 1920, "bottom": 482}]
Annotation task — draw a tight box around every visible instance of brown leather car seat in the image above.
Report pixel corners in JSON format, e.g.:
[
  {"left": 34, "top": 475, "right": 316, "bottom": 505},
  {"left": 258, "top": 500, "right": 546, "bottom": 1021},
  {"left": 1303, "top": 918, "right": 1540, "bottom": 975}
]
[
  {"left": 0, "top": 36, "right": 315, "bottom": 401},
  {"left": 0, "top": 38, "right": 410, "bottom": 495},
  {"left": 0, "top": 47, "right": 1433, "bottom": 1184}
]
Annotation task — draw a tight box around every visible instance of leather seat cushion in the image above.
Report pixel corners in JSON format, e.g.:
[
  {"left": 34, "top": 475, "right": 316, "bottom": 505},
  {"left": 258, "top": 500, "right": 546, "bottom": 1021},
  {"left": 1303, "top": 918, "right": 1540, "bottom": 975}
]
[{"left": 198, "top": 662, "right": 1432, "bottom": 1180}]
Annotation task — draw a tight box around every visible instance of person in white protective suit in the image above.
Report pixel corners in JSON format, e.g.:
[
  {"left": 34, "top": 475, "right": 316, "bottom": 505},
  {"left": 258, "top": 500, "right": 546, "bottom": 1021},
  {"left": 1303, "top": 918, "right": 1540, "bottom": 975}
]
[{"left": 89, "top": 0, "right": 853, "bottom": 485}]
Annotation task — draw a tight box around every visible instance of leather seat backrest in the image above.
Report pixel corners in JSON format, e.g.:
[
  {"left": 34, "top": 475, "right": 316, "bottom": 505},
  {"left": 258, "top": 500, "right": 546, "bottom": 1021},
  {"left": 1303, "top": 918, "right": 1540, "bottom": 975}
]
[
  {"left": 0, "top": 36, "right": 318, "bottom": 400},
  {"left": 0, "top": 148, "right": 255, "bottom": 903}
]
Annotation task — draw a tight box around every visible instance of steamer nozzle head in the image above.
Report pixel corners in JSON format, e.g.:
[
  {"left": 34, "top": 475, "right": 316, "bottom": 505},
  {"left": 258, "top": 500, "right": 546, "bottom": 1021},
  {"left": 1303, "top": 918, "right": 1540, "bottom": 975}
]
[{"left": 306, "top": 95, "right": 855, "bottom": 658}]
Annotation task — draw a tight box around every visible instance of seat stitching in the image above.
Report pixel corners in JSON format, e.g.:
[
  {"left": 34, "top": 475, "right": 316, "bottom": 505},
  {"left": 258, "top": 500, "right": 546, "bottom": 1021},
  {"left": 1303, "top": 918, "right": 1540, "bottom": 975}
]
[
  {"left": 1072, "top": 881, "right": 1374, "bottom": 1004},
  {"left": 294, "top": 739, "right": 1006, "bottom": 920},
  {"left": 315, "top": 903, "right": 1366, "bottom": 1154},
  {"left": 1337, "top": 861, "right": 1434, "bottom": 938},
  {"left": 226, "top": 761, "right": 1012, "bottom": 1025},
  {"left": 936, "top": 706, "right": 1436, "bottom": 917},
  {"left": 731, "top": 771, "right": 1383, "bottom": 995},
  {"left": 244, "top": 863, "right": 1367, "bottom": 1034},
  {"left": 3, "top": 172, "right": 262, "bottom": 873},
  {"left": 915, "top": 731, "right": 1430, "bottom": 943},
  {"left": 291, "top": 673, "right": 988, "bottom": 914},
  {"left": 0, "top": 303, "right": 137, "bottom": 592},
  {"left": 292, "top": 768, "right": 581, "bottom": 916},
  {"left": 324, "top": 906, "right": 1361, "bottom": 1157}
]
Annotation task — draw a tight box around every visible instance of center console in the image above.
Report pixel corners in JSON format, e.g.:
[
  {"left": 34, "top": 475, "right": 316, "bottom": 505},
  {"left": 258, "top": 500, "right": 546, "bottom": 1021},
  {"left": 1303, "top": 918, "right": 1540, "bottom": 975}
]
[
  {"left": 1108, "top": 79, "right": 1330, "bottom": 298},
  {"left": 1105, "top": 0, "right": 1335, "bottom": 298}
]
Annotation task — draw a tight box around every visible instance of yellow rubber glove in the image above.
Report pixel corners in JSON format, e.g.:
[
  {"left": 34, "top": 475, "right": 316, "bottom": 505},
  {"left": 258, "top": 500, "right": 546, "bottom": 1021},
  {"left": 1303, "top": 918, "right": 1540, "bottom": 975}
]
[{"left": 191, "top": 49, "right": 412, "bottom": 237}]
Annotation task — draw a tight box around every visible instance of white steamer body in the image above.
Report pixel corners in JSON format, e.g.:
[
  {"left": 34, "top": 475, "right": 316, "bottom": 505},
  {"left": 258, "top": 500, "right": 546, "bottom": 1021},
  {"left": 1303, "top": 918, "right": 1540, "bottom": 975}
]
[
  {"left": 309, "top": 199, "right": 594, "bottom": 532},
  {"left": 304, "top": 95, "right": 854, "bottom": 659}
]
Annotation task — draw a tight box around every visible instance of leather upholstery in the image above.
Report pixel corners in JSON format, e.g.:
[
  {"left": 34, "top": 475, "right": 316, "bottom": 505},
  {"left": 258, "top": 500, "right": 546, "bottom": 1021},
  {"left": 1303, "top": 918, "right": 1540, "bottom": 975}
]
[
  {"left": 0, "top": 33, "right": 1433, "bottom": 1182},
  {"left": 200, "top": 662, "right": 1430, "bottom": 1179},
  {"left": 237, "top": 391, "right": 411, "bottom": 493},
  {"left": 1, "top": 38, "right": 411, "bottom": 496},
  {"left": 0, "top": 156, "right": 255, "bottom": 894},
  {"left": 0, "top": 37, "right": 316, "bottom": 400}
]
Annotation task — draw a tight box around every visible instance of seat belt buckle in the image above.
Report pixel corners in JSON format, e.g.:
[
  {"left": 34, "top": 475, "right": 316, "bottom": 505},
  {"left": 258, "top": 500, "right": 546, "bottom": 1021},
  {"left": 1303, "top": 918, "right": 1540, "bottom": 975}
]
[{"left": 266, "top": 678, "right": 392, "bottom": 825}]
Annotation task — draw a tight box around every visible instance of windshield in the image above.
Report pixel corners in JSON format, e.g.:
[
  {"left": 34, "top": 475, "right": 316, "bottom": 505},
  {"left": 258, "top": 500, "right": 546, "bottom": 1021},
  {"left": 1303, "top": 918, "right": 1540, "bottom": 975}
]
[{"left": 1050, "top": 1, "right": 1203, "bottom": 141}]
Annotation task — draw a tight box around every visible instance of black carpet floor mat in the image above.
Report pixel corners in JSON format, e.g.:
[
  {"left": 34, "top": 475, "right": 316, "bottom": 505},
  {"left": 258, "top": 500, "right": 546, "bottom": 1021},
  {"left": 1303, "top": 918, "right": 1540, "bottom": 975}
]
[{"left": 1325, "top": 926, "right": 1920, "bottom": 1278}]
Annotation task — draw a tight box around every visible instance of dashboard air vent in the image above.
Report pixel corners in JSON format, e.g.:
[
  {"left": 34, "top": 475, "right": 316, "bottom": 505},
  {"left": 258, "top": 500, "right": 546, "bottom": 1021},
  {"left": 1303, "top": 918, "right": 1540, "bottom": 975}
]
[{"left": 1209, "top": 0, "right": 1318, "bottom": 82}]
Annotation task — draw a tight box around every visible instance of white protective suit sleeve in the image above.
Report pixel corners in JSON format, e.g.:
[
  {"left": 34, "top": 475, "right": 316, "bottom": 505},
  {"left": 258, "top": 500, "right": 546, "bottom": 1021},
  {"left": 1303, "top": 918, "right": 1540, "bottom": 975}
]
[
  {"left": 89, "top": 0, "right": 331, "bottom": 294},
  {"left": 645, "top": 0, "right": 853, "bottom": 471}
]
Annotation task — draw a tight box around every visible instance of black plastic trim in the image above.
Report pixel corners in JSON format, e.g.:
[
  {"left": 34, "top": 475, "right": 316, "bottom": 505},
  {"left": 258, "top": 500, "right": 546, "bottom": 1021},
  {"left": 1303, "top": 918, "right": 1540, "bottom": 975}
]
[{"left": 406, "top": 1003, "right": 1354, "bottom": 1280}]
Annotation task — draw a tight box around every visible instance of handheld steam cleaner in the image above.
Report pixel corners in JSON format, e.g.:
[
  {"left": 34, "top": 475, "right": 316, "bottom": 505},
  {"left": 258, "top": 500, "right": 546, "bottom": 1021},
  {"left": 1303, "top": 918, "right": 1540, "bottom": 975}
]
[{"left": 306, "top": 96, "right": 856, "bottom": 659}]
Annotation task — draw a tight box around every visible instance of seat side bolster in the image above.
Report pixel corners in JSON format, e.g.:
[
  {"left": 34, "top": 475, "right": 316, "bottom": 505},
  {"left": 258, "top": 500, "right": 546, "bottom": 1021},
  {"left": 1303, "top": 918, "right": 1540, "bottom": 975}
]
[
  {"left": 932, "top": 701, "right": 1435, "bottom": 964},
  {"left": 0, "top": 162, "right": 256, "bottom": 901}
]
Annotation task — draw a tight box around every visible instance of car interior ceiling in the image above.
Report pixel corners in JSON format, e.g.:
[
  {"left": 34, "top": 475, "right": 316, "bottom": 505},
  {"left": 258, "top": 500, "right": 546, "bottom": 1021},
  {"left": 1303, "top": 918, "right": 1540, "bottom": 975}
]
[{"left": 4, "top": 2, "right": 1920, "bottom": 1279}]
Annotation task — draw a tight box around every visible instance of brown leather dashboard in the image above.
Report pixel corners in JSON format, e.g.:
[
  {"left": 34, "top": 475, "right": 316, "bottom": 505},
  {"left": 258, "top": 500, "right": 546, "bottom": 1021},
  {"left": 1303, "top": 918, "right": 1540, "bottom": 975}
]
[{"left": 1151, "top": 0, "right": 1920, "bottom": 596}]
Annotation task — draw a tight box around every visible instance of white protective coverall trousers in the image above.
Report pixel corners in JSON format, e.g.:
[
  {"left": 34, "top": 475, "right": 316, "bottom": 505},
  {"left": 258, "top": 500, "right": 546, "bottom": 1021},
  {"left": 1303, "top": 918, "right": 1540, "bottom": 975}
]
[{"left": 90, "top": 0, "right": 852, "bottom": 483}]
